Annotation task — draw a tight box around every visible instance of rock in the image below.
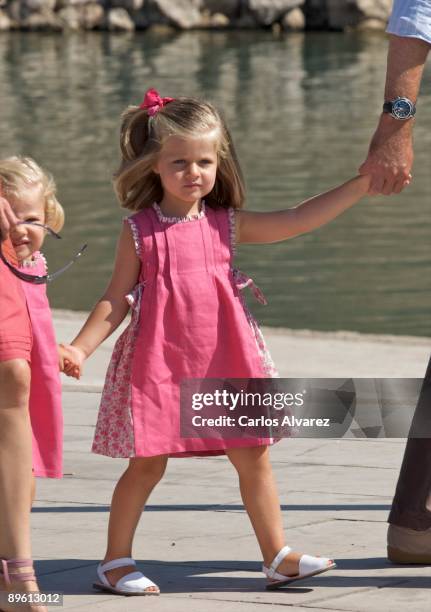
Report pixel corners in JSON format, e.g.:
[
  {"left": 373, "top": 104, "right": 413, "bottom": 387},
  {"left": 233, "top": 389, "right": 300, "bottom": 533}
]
[
  {"left": 199, "top": 8, "right": 230, "bottom": 27},
  {"left": 326, "top": 0, "right": 361, "bottom": 29},
  {"left": 131, "top": 9, "right": 150, "bottom": 28},
  {"left": 303, "top": 0, "right": 328, "bottom": 29},
  {"left": 210, "top": 11, "right": 230, "bottom": 27},
  {"left": 57, "top": 0, "right": 100, "bottom": 10},
  {"left": 141, "top": 0, "right": 169, "bottom": 26},
  {"left": 22, "top": 7, "right": 62, "bottom": 29},
  {"left": 67, "top": 0, "right": 96, "bottom": 5},
  {"left": 282, "top": 6, "right": 304, "bottom": 30},
  {"left": 81, "top": 2, "right": 104, "bottom": 28},
  {"left": 106, "top": 7, "right": 135, "bottom": 30},
  {"left": 6, "top": 0, "right": 22, "bottom": 22},
  {"left": 111, "top": 0, "right": 144, "bottom": 11},
  {"left": 58, "top": 6, "right": 81, "bottom": 29},
  {"left": 357, "top": 0, "right": 392, "bottom": 21},
  {"left": 202, "top": 0, "right": 240, "bottom": 18},
  {"left": 147, "top": 23, "right": 176, "bottom": 33},
  {"left": 25, "top": 0, "right": 56, "bottom": 11},
  {"left": 0, "top": 8, "right": 12, "bottom": 29},
  {"left": 355, "top": 17, "right": 387, "bottom": 31},
  {"left": 247, "top": 0, "right": 304, "bottom": 26},
  {"left": 272, "top": 20, "right": 281, "bottom": 34},
  {"left": 326, "top": 0, "right": 391, "bottom": 30},
  {"left": 149, "top": 0, "right": 202, "bottom": 29},
  {"left": 233, "top": 11, "right": 257, "bottom": 28}
]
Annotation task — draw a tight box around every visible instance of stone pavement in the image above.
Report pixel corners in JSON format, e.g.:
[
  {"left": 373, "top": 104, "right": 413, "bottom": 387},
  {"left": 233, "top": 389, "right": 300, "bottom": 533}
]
[{"left": 30, "top": 312, "right": 431, "bottom": 611}]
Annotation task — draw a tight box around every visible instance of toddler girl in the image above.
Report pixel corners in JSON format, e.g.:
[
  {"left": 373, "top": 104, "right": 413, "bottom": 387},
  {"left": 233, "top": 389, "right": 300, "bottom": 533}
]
[
  {"left": 61, "top": 88, "right": 379, "bottom": 595},
  {"left": 0, "top": 156, "right": 64, "bottom": 611}
]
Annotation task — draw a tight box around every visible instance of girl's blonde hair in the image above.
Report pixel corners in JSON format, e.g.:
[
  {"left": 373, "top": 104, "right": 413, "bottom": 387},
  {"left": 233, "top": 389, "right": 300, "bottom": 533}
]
[
  {"left": 114, "top": 95, "right": 246, "bottom": 211},
  {"left": 0, "top": 156, "right": 64, "bottom": 232}
]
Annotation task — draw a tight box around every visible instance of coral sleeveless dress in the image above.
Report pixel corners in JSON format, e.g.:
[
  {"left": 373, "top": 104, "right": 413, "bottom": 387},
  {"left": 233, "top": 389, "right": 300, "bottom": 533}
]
[
  {"left": 92, "top": 203, "right": 278, "bottom": 459},
  {"left": 19, "top": 253, "right": 63, "bottom": 478}
]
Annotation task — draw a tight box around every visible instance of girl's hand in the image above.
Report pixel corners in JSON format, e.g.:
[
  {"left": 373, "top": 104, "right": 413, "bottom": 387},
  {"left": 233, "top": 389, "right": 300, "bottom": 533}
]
[
  {"left": 358, "top": 173, "right": 372, "bottom": 194},
  {"left": 59, "top": 343, "right": 86, "bottom": 380}
]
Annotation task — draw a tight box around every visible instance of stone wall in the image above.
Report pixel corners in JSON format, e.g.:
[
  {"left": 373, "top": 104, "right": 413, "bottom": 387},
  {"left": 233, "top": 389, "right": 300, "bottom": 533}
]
[{"left": 0, "top": 0, "right": 393, "bottom": 32}]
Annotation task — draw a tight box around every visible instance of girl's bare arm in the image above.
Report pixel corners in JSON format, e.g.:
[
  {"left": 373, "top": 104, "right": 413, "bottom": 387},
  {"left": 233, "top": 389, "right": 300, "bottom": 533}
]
[
  {"left": 68, "top": 222, "right": 140, "bottom": 359},
  {"left": 236, "top": 175, "right": 371, "bottom": 244}
]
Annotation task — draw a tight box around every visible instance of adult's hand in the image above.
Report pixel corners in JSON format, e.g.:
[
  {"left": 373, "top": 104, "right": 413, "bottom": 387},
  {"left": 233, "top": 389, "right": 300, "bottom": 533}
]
[
  {"left": 0, "top": 191, "right": 19, "bottom": 242},
  {"left": 359, "top": 114, "right": 413, "bottom": 196}
]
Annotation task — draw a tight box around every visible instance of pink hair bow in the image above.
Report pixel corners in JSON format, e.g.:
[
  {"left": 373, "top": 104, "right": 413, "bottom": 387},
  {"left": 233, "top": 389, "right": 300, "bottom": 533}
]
[{"left": 139, "top": 88, "right": 174, "bottom": 116}]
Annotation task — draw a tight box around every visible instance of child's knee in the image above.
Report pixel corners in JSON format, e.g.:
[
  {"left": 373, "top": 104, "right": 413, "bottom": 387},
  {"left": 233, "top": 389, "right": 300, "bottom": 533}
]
[
  {"left": 0, "top": 359, "right": 31, "bottom": 407},
  {"left": 227, "top": 445, "right": 270, "bottom": 475},
  {"left": 129, "top": 456, "right": 167, "bottom": 484}
]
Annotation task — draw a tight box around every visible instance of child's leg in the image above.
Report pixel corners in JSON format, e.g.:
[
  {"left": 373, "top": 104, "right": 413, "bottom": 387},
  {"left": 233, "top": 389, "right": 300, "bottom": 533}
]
[
  {"left": 102, "top": 455, "right": 168, "bottom": 591},
  {"left": 225, "top": 445, "right": 333, "bottom": 578},
  {"left": 0, "top": 358, "right": 47, "bottom": 612}
]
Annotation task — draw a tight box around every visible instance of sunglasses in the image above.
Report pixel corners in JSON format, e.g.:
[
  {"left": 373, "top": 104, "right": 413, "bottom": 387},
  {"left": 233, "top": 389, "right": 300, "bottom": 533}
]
[{"left": 0, "top": 222, "right": 88, "bottom": 284}]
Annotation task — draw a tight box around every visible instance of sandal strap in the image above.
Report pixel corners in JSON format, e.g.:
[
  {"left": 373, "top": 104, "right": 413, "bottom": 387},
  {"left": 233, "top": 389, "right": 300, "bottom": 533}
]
[
  {"left": 99, "top": 557, "right": 136, "bottom": 574},
  {"left": 299, "top": 554, "right": 331, "bottom": 574},
  {"left": 266, "top": 545, "right": 292, "bottom": 579},
  {"left": 0, "top": 558, "right": 35, "bottom": 586},
  {"left": 264, "top": 555, "right": 333, "bottom": 582},
  {"left": 116, "top": 570, "right": 158, "bottom": 590}
]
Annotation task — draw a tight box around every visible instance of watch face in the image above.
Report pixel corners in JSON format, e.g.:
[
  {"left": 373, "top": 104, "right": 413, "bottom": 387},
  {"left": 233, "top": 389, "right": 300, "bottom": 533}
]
[{"left": 393, "top": 98, "right": 414, "bottom": 119}]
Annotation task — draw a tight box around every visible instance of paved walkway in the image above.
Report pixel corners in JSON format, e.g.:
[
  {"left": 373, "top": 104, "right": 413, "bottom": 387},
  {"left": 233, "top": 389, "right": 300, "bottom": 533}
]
[{"left": 30, "top": 313, "right": 431, "bottom": 610}]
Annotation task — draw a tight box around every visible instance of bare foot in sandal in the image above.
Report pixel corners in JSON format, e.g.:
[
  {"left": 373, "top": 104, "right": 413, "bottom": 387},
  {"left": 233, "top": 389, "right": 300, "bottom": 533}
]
[
  {"left": 93, "top": 557, "right": 159, "bottom": 595},
  {"left": 263, "top": 546, "right": 336, "bottom": 589}
]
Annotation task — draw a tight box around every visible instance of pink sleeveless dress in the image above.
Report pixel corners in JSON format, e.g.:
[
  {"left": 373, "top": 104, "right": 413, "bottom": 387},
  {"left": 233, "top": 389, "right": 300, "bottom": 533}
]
[
  {"left": 92, "top": 204, "right": 278, "bottom": 458},
  {"left": 19, "top": 253, "right": 63, "bottom": 478}
]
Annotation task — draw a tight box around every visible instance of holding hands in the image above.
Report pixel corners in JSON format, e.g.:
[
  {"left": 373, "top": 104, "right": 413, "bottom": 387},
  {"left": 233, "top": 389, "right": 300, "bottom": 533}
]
[
  {"left": 359, "top": 34, "right": 430, "bottom": 196},
  {"left": 359, "top": 114, "right": 413, "bottom": 196},
  {"left": 59, "top": 343, "right": 86, "bottom": 379}
]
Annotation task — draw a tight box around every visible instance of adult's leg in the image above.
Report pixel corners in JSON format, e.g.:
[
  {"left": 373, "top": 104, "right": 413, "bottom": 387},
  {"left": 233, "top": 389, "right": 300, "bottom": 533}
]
[
  {"left": 0, "top": 360, "right": 47, "bottom": 611},
  {"left": 387, "top": 355, "right": 431, "bottom": 562},
  {"left": 0, "top": 359, "right": 32, "bottom": 557}
]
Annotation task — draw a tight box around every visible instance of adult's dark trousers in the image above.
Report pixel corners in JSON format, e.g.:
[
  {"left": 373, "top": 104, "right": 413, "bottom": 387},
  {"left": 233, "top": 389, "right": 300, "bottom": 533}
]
[{"left": 388, "top": 355, "right": 431, "bottom": 530}]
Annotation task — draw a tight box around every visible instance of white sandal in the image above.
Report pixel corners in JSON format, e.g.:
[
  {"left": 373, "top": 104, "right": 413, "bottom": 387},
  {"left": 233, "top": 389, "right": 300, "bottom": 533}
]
[
  {"left": 93, "top": 557, "right": 160, "bottom": 596},
  {"left": 262, "top": 545, "right": 336, "bottom": 590}
]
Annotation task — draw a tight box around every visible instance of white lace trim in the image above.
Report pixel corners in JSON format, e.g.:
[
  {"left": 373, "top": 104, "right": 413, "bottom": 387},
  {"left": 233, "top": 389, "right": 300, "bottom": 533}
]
[
  {"left": 152, "top": 201, "right": 206, "bottom": 224},
  {"left": 19, "top": 251, "right": 46, "bottom": 270},
  {"left": 39, "top": 252, "right": 48, "bottom": 272},
  {"left": 227, "top": 207, "right": 237, "bottom": 257},
  {"left": 125, "top": 216, "right": 142, "bottom": 260}
]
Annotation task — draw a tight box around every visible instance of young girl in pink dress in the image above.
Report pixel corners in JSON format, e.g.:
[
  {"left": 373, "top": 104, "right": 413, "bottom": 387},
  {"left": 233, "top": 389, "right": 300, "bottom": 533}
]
[
  {"left": 1, "top": 157, "right": 64, "bottom": 480},
  {"left": 61, "top": 88, "right": 376, "bottom": 596},
  {"left": 0, "top": 156, "right": 64, "bottom": 612}
]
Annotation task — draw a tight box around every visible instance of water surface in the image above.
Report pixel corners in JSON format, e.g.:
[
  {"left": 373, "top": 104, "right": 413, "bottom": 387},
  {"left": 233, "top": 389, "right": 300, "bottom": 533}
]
[{"left": 0, "top": 31, "right": 429, "bottom": 336}]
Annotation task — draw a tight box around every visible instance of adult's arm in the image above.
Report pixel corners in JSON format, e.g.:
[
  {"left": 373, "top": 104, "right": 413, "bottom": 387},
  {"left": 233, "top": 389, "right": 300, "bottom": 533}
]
[
  {"left": 359, "top": 0, "right": 431, "bottom": 195},
  {"left": 0, "top": 194, "right": 19, "bottom": 241}
]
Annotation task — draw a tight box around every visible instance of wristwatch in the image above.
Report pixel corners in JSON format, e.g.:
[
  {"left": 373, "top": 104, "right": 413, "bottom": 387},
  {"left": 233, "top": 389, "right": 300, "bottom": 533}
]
[{"left": 383, "top": 97, "right": 416, "bottom": 120}]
